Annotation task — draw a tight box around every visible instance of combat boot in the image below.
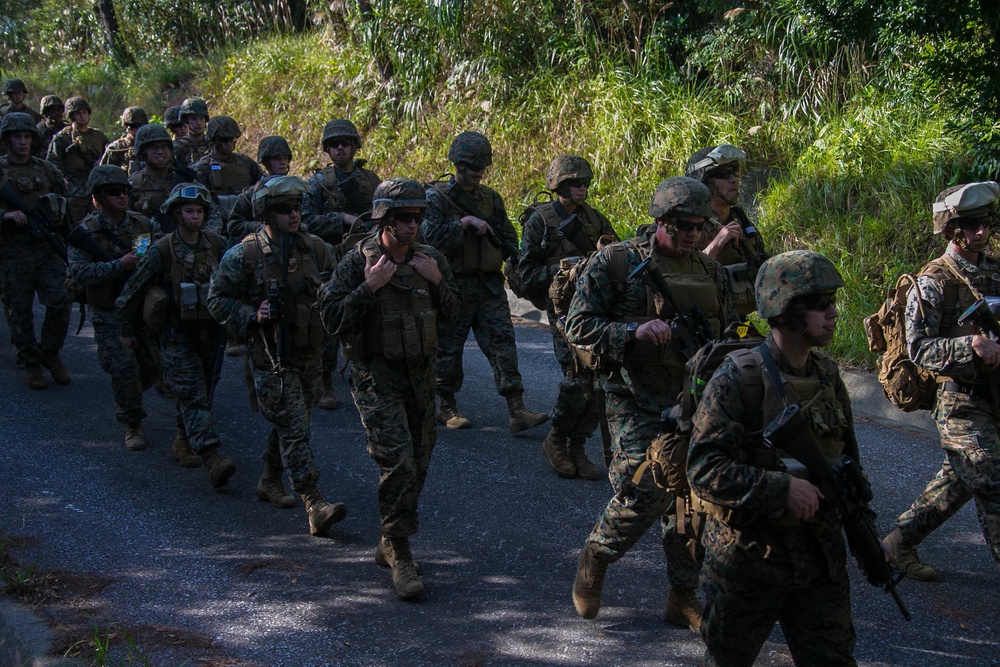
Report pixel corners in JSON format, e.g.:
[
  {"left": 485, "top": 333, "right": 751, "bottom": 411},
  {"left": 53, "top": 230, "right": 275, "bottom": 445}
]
[
  {"left": 375, "top": 536, "right": 422, "bottom": 573},
  {"left": 568, "top": 437, "right": 602, "bottom": 480},
  {"left": 224, "top": 338, "right": 242, "bottom": 357},
  {"left": 170, "top": 430, "right": 202, "bottom": 468},
  {"left": 300, "top": 485, "right": 348, "bottom": 536},
  {"left": 153, "top": 380, "right": 175, "bottom": 399},
  {"left": 40, "top": 353, "right": 71, "bottom": 384},
  {"left": 389, "top": 537, "right": 424, "bottom": 600},
  {"left": 124, "top": 423, "right": 146, "bottom": 451},
  {"left": 541, "top": 429, "right": 576, "bottom": 478},
  {"left": 664, "top": 586, "right": 703, "bottom": 633},
  {"left": 572, "top": 542, "right": 609, "bottom": 619},
  {"left": 436, "top": 395, "right": 471, "bottom": 429},
  {"left": 25, "top": 363, "right": 48, "bottom": 390},
  {"left": 317, "top": 371, "right": 339, "bottom": 410},
  {"left": 506, "top": 393, "right": 549, "bottom": 434},
  {"left": 202, "top": 450, "right": 236, "bottom": 489},
  {"left": 256, "top": 464, "right": 296, "bottom": 509},
  {"left": 884, "top": 528, "right": 938, "bottom": 581}
]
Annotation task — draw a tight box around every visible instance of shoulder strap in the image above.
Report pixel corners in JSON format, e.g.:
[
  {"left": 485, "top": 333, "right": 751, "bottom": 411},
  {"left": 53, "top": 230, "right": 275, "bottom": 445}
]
[
  {"left": 242, "top": 232, "right": 261, "bottom": 274},
  {"left": 155, "top": 235, "right": 173, "bottom": 274},
  {"left": 607, "top": 242, "right": 630, "bottom": 285},
  {"left": 941, "top": 253, "right": 984, "bottom": 300},
  {"left": 730, "top": 348, "right": 765, "bottom": 427},
  {"left": 203, "top": 230, "right": 224, "bottom": 258}
]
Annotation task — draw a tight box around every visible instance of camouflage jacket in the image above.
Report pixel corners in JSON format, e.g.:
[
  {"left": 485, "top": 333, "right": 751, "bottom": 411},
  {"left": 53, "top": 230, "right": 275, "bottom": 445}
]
[
  {"left": 99, "top": 136, "right": 137, "bottom": 171},
  {"left": 0, "top": 103, "right": 41, "bottom": 124},
  {"left": 0, "top": 154, "right": 66, "bottom": 243},
  {"left": 46, "top": 125, "right": 110, "bottom": 184},
  {"left": 696, "top": 205, "right": 766, "bottom": 263},
  {"left": 35, "top": 119, "right": 68, "bottom": 156},
  {"left": 173, "top": 135, "right": 210, "bottom": 168},
  {"left": 301, "top": 170, "right": 349, "bottom": 244},
  {"left": 687, "top": 335, "right": 855, "bottom": 584}
]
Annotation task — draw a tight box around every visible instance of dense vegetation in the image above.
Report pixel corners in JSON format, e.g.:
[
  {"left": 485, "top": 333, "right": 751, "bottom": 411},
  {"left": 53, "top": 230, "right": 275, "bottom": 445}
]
[{"left": 2, "top": 0, "right": 998, "bottom": 365}]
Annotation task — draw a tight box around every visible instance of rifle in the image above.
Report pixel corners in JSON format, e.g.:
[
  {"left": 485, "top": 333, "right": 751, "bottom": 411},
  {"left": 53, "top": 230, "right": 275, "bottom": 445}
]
[
  {"left": 338, "top": 169, "right": 369, "bottom": 214},
  {"left": 205, "top": 323, "right": 227, "bottom": 409},
  {"left": 0, "top": 177, "right": 69, "bottom": 263},
  {"left": 958, "top": 297, "right": 1000, "bottom": 339},
  {"left": 265, "top": 231, "right": 293, "bottom": 378},
  {"left": 447, "top": 183, "right": 519, "bottom": 260},
  {"left": 626, "top": 254, "right": 716, "bottom": 359},
  {"left": 763, "top": 402, "right": 912, "bottom": 621}
]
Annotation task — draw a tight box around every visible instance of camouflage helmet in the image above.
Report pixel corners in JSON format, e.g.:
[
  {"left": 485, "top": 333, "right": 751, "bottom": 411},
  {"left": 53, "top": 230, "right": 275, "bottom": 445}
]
[
  {"left": 40, "top": 95, "right": 64, "bottom": 113},
  {"left": 179, "top": 97, "right": 209, "bottom": 120},
  {"left": 448, "top": 131, "right": 493, "bottom": 169},
  {"left": 321, "top": 119, "right": 362, "bottom": 149},
  {"left": 251, "top": 175, "right": 309, "bottom": 216},
  {"left": 257, "top": 136, "right": 293, "bottom": 163},
  {"left": 0, "top": 112, "right": 41, "bottom": 143},
  {"left": 133, "top": 124, "right": 173, "bottom": 156},
  {"left": 120, "top": 106, "right": 148, "bottom": 127},
  {"left": 932, "top": 181, "right": 1000, "bottom": 234},
  {"left": 647, "top": 176, "right": 712, "bottom": 219},
  {"left": 755, "top": 250, "right": 844, "bottom": 319},
  {"left": 546, "top": 155, "right": 593, "bottom": 191},
  {"left": 163, "top": 106, "right": 184, "bottom": 127},
  {"left": 685, "top": 144, "right": 747, "bottom": 182},
  {"left": 4, "top": 79, "right": 27, "bottom": 95},
  {"left": 65, "top": 96, "right": 91, "bottom": 115},
  {"left": 205, "top": 115, "right": 241, "bottom": 142},
  {"left": 86, "top": 165, "right": 132, "bottom": 196},
  {"left": 371, "top": 178, "right": 427, "bottom": 222},
  {"left": 161, "top": 182, "right": 212, "bottom": 215}
]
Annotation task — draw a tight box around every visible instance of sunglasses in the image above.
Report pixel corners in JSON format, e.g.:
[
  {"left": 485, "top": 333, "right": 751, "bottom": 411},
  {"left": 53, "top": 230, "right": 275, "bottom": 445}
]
[
  {"left": 708, "top": 167, "right": 740, "bottom": 180},
  {"left": 563, "top": 179, "right": 591, "bottom": 189},
  {"left": 326, "top": 138, "right": 354, "bottom": 149},
  {"left": 801, "top": 292, "right": 837, "bottom": 311},
  {"left": 392, "top": 212, "right": 423, "bottom": 224},
  {"left": 101, "top": 186, "right": 129, "bottom": 198},
  {"left": 956, "top": 216, "right": 994, "bottom": 232},
  {"left": 271, "top": 202, "right": 301, "bottom": 215},
  {"left": 673, "top": 219, "right": 707, "bottom": 233}
]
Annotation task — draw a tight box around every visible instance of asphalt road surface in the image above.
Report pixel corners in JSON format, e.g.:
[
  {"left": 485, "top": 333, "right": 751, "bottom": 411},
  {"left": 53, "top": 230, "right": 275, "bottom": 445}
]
[{"left": 1, "top": 314, "right": 998, "bottom": 666}]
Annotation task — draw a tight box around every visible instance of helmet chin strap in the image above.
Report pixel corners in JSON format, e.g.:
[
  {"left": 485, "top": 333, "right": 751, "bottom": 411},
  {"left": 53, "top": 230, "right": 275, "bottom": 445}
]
[{"left": 385, "top": 222, "right": 413, "bottom": 246}]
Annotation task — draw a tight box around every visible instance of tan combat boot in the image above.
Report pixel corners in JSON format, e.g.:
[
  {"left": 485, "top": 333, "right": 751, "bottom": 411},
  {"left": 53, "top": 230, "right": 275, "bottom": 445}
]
[
  {"left": 375, "top": 536, "right": 422, "bottom": 573},
  {"left": 542, "top": 429, "right": 576, "bottom": 478},
  {"left": 171, "top": 430, "right": 202, "bottom": 468},
  {"left": 572, "top": 542, "right": 609, "bottom": 619},
  {"left": 124, "top": 423, "right": 146, "bottom": 451},
  {"left": 568, "top": 437, "right": 602, "bottom": 480},
  {"left": 507, "top": 393, "right": 548, "bottom": 434},
  {"left": 436, "top": 395, "right": 471, "bottom": 429},
  {"left": 316, "top": 371, "right": 339, "bottom": 410},
  {"left": 256, "top": 464, "right": 296, "bottom": 509},
  {"left": 202, "top": 450, "right": 236, "bottom": 489},
  {"left": 884, "top": 528, "right": 938, "bottom": 581},
  {"left": 299, "top": 485, "right": 347, "bottom": 536},
  {"left": 389, "top": 537, "right": 424, "bottom": 600},
  {"left": 664, "top": 586, "right": 703, "bottom": 633},
  {"left": 25, "top": 363, "right": 48, "bottom": 390},
  {"left": 40, "top": 353, "right": 71, "bottom": 384}
]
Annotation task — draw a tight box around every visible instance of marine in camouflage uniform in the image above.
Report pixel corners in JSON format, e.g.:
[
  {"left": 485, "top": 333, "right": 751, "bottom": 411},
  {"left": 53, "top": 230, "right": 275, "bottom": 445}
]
[
  {"left": 687, "top": 144, "right": 767, "bottom": 319},
  {"left": 190, "top": 115, "right": 264, "bottom": 226},
  {"left": 128, "top": 124, "right": 221, "bottom": 238},
  {"left": 46, "top": 97, "right": 110, "bottom": 223},
  {"left": 303, "top": 118, "right": 380, "bottom": 411},
  {"left": 569, "top": 176, "right": 736, "bottom": 630},
  {"left": 35, "top": 95, "right": 69, "bottom": 156},
  {"left": 163, "top": 105, "right": 187, "bottom": 141},
  {"left": 68, "top": 165, "right": 158, "bottom": 451},
  {"left": 0, "top": 112, "right": 72, "bottom": 389},
  {"left": 100, "top": 106, "right": 149, "bottom": 175},
  {"left": 421, "top": 131, "right": 548, "bottom": 433},
  {"left": 516, "top": 155, "right": 618, "bottom": 479},
  {"left": 688, "top": 250, "right": 859, "bottom": 667},
  {"left": 226, "top": 136, "right": 293, "bottom": 244},
  {"left": 884, "top": 181, "right": 1000, "bottom": 580},
  {"left": 116, "top": 182, "right": 236, "bottom": 489},
  {"left": 320, "top": 178, "right": 461, "bottom": 600},
  {"left": 0, "top": 79, "right": 42, "bottom": 125},
  {"left": 207, "top": 175, "right": 348, "bottom": 536},
  {"left": 172, "top": 97, "right": 211, "bottom": 168}
]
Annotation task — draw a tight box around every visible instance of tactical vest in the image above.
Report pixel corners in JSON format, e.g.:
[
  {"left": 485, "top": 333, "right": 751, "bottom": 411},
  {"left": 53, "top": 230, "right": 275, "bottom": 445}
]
[
  {"left": 82, "top": 212, "right": 152, "bottom": 310},
  {"left": 0, "top": 156, "right": 60, "bottom": 242},
  {"left": 155, "top": 231, "right": 223, "bottom": 325},
  {"left": 536, "top": 201, "right": 604, "bottom": 265},
  {"left": 341, "top": 237, "right": 438, "bottom": 362},
  {"left": 242, "top": 230, "right": 326, "bottom": 369},
  {"left": 174, "top": 136, "right": 210, "bottom": 166},
  {"left": 625, "top": 240, "right": 722, "bottom": 372},
  {"left": 129, "top": 170, "right": 173, "bottom": 223},
  {"left": 920, "top": 254, "right": 1000, "bottom": 342},
  {"left": 430, "top": 181, "right": 504, "bottom": 274},
  {"left": 321, "top": 163, "right": 378, "bottom": 214},
  {"left": 57, "top": 127, "right": 106, "bottom": 181},
  {"left": 708, "top": 208, "right": 764, "bottom": 317},
  {"left": 199, "top": 154, "right": 256, "bottom": 222}
]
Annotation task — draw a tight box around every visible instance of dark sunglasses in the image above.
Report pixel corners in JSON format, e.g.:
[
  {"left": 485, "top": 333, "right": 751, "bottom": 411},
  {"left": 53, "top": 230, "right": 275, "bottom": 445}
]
[
  {"left": 956, "top": 216, "right": 994, "bottom": 232},
  {"left": 392, "top": 212, "right": 423, "bottom": 225},
  {"left": 326, "top": 138, "right": 354, "bottom": 149},
  {"left": 708, "top": 167, "right": 740, "bottom": 180},
  {"left": 801, "top": 292, "right": 837, "bottom": 311},
  {"left": 563, "top": 179, "right": 591, "bottom": 189},
  {"left": 674, "top": 219, "right": 707, "bottom": 233},
  {"left": 125, "top": 124, "right": 143, "bottom": 130},
  {"left": 271, "top": 202, "right": 301, "bottom": 215},
  {"left": 101, "top": 186, "right": 129, "bottom": 198}
]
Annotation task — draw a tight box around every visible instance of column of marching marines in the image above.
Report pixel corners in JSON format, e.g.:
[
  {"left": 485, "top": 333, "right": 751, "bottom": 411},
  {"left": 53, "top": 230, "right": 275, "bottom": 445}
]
[{"left": 2, "top": 80, "right": 999, "bottom": 665}]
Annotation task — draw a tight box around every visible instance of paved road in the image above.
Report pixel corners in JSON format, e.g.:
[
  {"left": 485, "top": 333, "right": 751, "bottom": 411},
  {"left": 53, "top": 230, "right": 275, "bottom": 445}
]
[{"left": 1, "top": 315, "right": 998, "bottom": 666}]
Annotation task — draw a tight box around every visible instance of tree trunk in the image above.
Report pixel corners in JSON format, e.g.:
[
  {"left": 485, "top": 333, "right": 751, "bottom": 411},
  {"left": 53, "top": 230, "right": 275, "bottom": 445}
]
[{"left": 96, "top": 0, "right": 135, "bottom": 67}]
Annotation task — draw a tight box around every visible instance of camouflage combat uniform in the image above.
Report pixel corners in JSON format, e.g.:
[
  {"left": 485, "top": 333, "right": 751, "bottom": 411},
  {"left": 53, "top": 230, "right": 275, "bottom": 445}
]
[
  {"left": 565, "top": 227, "right": 736, "bottom": 586},
  {"left": 896, "top": 244, "right": 1000, "bottom": 565},
  {"left": 36, "top": 119, "right": 68, "bottom": 154},
  {"left": 696, "top": 206, "right": 767, "bottom": 318},
  {"left": 130, "top": 165, "right": 222, "bottom": 238},
  {"left": 47, "top": 125, "right": 110, "bottom": 223},
  {"left": 100, "top": 136, "right": 139, "bottom": 173},
  {"left": 191, "top": 151, "right": 263, "bottom": 224},
  {"left": 173, "top": 135, "right": 211, "bottom": 169},
  {"left": 688, "top": 335, "right": 858, "bottom": 666}
]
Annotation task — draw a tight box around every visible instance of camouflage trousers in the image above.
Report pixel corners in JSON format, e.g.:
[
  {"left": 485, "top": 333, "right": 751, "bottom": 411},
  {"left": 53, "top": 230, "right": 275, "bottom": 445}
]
[
  {"left": 252, "top": 356, "right": 322, "bottom": 492},
  {"left": 586, "top": 390, "right": 700, "bottom": 589},
  {"left": 436, "top": 275, "right": 523, "bottom": 399},
  {"left": 322, "top": 330, "right": 339, "bottom": 377},
  {"left": 548, "top": 313, "right": 598, "bottom": 439},
  {"left": 896, "top": 391, "right": 1000, "bottom": 565},
  {"left": 161, "top": 325, "right": 222, "bottom": 454},
  {"left": 349, "top": 355, "right": 437, "bottom": 540},
  {"left": 92, "top": 311, "right": 159, "bottom": 424},
  {"left": 700, "top": 561, "right": 856, "bottom": 667},
  {"left": 0, "top": 238, "right": 71, "bottom": 365},
  {"left": 66, "top": 181, "right": 93, "bottom": 225}
]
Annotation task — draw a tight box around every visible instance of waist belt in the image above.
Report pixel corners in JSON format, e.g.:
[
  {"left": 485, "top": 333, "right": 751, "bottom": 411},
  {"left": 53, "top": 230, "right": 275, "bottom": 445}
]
[{"left": 941, "top": 381, "right": 991, "bottom": 398}]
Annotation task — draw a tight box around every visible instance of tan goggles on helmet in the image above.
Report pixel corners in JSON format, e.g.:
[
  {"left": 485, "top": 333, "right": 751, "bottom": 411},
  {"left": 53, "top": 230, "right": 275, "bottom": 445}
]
[
  {"left": 692, "top": 144, "right": 746, "bottom": 172},
  {"left": 178, "top": 186, "right": 210, "bottom": 203}
]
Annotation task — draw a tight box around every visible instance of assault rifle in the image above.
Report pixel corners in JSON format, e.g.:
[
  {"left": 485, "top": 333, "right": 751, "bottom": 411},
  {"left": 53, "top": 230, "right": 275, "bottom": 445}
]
[
  {"left": 0, "top": 177, "right": 69, "bottom": 264},
  {"left": 266, "top": 232, "right": 294, "bottom": 375},
  {"left": 626, "top": 254, "right": 716, "bottom": 359},
  {"left": 205, "top": 323, "right": 228, "bottom": 409},
  {"left": 958, "top": 297, "right": 1000, "bottom": 340},
  {"left": 338, "top": 169, "right": 369, "bottom": 214},
  {"left": 763, "top": 403, "right": 912, "bottom": 621},
  {"left": 448, "top": 183, "right": 519, "bottom": 260}
]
